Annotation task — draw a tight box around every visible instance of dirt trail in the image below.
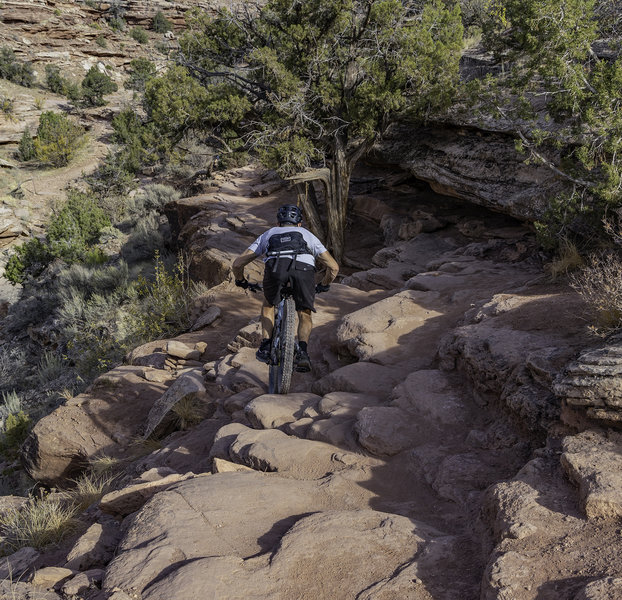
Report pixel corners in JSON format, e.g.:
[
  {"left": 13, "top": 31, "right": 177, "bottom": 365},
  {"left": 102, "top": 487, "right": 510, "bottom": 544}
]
[{"left": 183, "top": 167, "right": 548, "bottom": 598}]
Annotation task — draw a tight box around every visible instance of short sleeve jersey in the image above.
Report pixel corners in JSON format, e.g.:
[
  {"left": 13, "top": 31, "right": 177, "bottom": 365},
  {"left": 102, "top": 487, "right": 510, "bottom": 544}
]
[{"left": 248, "top": 226, "right": 327, "bottom": 267}]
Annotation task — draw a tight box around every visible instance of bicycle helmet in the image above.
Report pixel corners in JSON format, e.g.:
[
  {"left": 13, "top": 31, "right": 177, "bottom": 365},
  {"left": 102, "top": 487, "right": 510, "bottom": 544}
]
[{"left": 277, "top": 204, "right": 303, "bottom": 225}]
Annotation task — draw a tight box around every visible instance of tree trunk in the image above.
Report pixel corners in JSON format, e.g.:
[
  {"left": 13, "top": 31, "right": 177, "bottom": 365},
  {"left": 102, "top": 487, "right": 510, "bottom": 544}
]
[
  {"left": 326, "top": 146, "right": 350, "bottom": 261},
  {"left": 326, "top": 138, "right": 373, "bottom": 262},
  {"left": 295, "top": 182, "right": 325, "bottom": 241}
]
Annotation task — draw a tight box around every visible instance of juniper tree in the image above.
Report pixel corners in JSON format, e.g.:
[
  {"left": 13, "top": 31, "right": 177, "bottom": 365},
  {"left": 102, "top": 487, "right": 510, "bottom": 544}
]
[
  {"left": 476, "top": 0, "right": 622, "bottom": 246},
  {"left": 171, "top": 0, "right": 463, "bottom": 259}
]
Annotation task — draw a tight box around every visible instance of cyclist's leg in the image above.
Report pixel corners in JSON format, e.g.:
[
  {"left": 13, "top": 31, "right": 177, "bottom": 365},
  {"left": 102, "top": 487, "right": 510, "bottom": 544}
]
[
  {"left": 261, "top": 300, "right": 275, "bottom": 339},
  {"left": 297, "top": 309, "right": 312, "bottom": 343}
]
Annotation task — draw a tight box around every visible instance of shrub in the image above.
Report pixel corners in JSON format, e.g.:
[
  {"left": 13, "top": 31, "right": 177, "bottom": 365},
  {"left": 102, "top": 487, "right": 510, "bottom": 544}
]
[
  {"left": 4, "top": 190, "right": 110, "bottom": 284},
  {"left": 81, "top": 66, "right": 118, "bottom": 106},
  {"left": 108, "top": 16, "right": 126, "bottom": 31},
  {"left": 0, "top": 498, "right": 79, "bottom": 552},
  {"left": 33, "top": 111, "right": 85, "bottom": 167},
  {"left": 4, "top": 237, "right": 53, "bottom": 284},
  {"left": 0, "top": 47, "right": 35, "bottom": 87},
  {"left": 111, "top": 107, "right": 161, "bottom": 172},
  {"left": 569, "top": 252, "right": 622, "bottom": 334},
  {"left": 0, "top": 391, "right": 21, "bottom": 421},
  {"left": 152, "top": 10, "right": 172, "bottom": 33},
  {"left": 45, "top": 65, "right": 70, "bottom": 95},
  {"left": 125, "top": 57, "right": 156, "bottom": 91},
  {"left": 37, "top": 351, "right": 65, "bottom": 386},
  {"left": 47, "top": 189, "right": 110, "bottom": 250},
  {"left": 18, "top": 126, "right": 36, "bottom": 161},
  {"left": 1, "top": 411, "right": 31, "bottom": 452},
  {"left": 95, "top": 35, "right": 107, "bottom": 48},
  {"left": 0, "top": 97, "right": 15, "bottom": 120},
  {"left": 130, "top": 27, "right": 149, "bottom": 44}
]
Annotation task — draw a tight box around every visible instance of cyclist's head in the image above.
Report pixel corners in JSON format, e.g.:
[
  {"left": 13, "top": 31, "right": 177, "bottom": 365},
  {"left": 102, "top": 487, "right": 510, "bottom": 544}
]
[{"left": 277, "top": 204, "right": 302, "bottom": 225}]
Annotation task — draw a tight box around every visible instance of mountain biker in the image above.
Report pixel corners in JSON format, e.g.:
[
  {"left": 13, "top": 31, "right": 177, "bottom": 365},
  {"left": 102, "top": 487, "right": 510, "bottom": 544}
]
[{"left": 231, "top": 204, "right": 339, "bottom": 372}]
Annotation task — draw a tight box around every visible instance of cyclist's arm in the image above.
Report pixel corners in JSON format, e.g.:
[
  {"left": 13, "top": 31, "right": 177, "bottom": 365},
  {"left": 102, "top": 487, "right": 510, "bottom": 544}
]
[
  {"left": 316, "top": 251, "right": 339, "bottom": 286},
  {"left": 232, "top": 249, "right": 259, "bottom": 281}
]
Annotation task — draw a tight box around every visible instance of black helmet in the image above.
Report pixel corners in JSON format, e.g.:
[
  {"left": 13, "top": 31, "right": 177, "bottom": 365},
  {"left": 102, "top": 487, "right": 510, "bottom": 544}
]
[{"left": 277, "top": 204, "right": 302, "bottom": 225}]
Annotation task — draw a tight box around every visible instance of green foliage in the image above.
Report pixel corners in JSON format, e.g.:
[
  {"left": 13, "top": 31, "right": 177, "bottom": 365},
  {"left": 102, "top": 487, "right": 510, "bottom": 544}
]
[
  {"left": 478, "top": 0, "right": 622, "bottom": 248},
  {"left": 81, "top": 65, "right": 118, "bottom": 106},
  {"left": 1, "top": 411, "right": 31, "bottom": 451},
  {"left": 144, "top": 66, "right": 213, "bottom": 144},
  {"left": 95, "top": 35, "right": 108, "bottom": 48},
  {"left": 33, "top": 111, "right": 85, "bottom": 167},
  {"left": 0, "top": 46, "right": 35, "bottom": 87},
  {"left": 152, "top": 10, "right": 172, "bottom": 33},
  {"left": 125, "top": 57, "right": 156, "bottom": 91},
  {"left": 108, "top": 16, "right": 126, "bottom": 31},
  {"left": 18, "top": 126, "right": 36, "bottom": 161},
  {"left": 45, "top": 65, "right": 82, "bottom": 103},
  {"left": 130, "top": 26, "right": 149, "bottom": 44},
  {"left": 177, "top": 0, "right": 464, "bottom": 256},
  {"left": 111, "top": 107, "right": 161, "bottom": 172},
  {"left": 0, "top": 96, "right": 14, "bottom": 120},
  {"left": 4, "top": 189, "right": 109, "bottom": 283}
]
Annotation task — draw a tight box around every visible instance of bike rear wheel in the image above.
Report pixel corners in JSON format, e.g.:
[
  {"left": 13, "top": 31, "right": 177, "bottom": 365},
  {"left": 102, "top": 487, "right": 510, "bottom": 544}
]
[{"left": 268, "top": 297, "right": 296, "bottom": 394}]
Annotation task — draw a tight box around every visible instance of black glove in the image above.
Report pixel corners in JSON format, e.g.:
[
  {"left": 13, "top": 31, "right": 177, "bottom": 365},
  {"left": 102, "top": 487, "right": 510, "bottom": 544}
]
[
  {"left": 235, "top": 278, "right": 249, "bottom": 289},
  {"left": 315, "top": 283, "right": 330, "bottom": 293}
]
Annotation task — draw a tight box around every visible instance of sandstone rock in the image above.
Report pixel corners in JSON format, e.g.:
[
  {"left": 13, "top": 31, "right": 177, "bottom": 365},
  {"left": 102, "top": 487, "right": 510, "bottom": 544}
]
[
  {"left": 165, "top": 340, "right": 200, "bottom": 361},
  {"left": 212, "top": 457, "right": 255, "bottom": 473},
  {"left": 390, "top": 369, "right": 469, "bottom": 430},
  {"left": 0, "top": 546, "right": 39, "bottom": 580},
  {"left": 104, "top": 472, "right": 445, "bottom": 600},
  {"left": 100, "top": 472, "right": 202, "bottom": 517},
  {"left": 336, "top": 290, "right": 443, "bottom": 364},
  {"left": 132, "top": 416, "right": 228, "bottom": 476},
  {"left": 223, "top": 387, "right": 263, "bottom": 414},
  {"left": 574, "top": 577, "right": 622, "bottom": 600},
  {"left": 142, "top": 369, "right": 212, "bottom": 439},
  {"left": 0, "top": 580, "right": 61, "bottom": 599},
  {"left": 312, "top": 362, "right": 402, "bottom": 397},
  {"left": 0, "top": 495, "right": 28, "bottom": 517},
  {"left": 376, "top": 122, "right": 565, "bottom": 222},
  {"left": 60, "top": 569, "right": 104, "bottom": 597},
  {"left": 561, "top": 430, "right": 622, "bottom": 519},
  {"left": 245, "top": 392, "right": 321, "bottom": 429},
  {"left": 64, "top": 519, "right": 122, "bottom": 571},
  {"left": 555, "top": 339, "right": 622, "bottom": 426},
  {"left": 22, "top": 366, "right": 169, "bottom": 485},
  {"left": 355, "top": 406, "right": 416, "bottom": 456},
  {"left": 29, "top": 567, "right": 74, "bottom": 589},
  {"left": 225, "top": 425, "right": 368, "bottom": 479}
]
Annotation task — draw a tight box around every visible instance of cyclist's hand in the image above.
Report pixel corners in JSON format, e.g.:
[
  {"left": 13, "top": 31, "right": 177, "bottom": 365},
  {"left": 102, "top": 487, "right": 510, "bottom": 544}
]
[
  {"left": 315, "top": 283, "right": 330, "bottom": 294},
  {"left": 235, "top": 278, "right": 249, "bottom": 290}
]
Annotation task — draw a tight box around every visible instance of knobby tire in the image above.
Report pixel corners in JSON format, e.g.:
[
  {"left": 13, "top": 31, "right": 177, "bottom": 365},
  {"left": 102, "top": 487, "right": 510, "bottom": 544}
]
[{"left": 278, "top": 297, "right": 296, "bottom": 394}]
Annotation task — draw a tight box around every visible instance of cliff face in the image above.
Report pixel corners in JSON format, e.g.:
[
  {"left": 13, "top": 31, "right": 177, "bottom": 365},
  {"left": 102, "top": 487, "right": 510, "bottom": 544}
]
[{"left": 374, "top": 122, "right": 564, "bottom": 222}]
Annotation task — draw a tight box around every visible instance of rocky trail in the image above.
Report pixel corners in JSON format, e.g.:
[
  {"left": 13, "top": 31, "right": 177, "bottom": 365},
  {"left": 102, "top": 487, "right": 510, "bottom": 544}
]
[{"left": 3, "top": 166, "right": 622, "bottom": 600}]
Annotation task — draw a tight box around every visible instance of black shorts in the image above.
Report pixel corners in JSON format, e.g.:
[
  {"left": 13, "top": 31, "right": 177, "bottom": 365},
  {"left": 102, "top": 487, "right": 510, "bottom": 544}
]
[{"left": 263, "top": 258, "right": 316, "bottom": 312}]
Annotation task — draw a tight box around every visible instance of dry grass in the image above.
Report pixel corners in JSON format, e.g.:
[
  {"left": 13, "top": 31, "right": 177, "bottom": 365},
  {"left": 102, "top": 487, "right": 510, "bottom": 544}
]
[
  {"left": 548, "top": 238, "right": 584, "bottom": 280},
  {"left": 0, "top": 498, "right": 79, "bottom": 553},
  {"left": 64, "top": 470, "right": 119, "bottom": 511},
  {"left": 172, "top": 396, "right": 209, "bottom": 430},
  {"left": 569, "top": 252, "right": 622, "bottom": 334}
]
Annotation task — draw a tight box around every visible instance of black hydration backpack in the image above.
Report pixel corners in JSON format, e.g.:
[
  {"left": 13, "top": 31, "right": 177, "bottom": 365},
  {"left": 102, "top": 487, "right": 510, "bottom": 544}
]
[{"left": 266, "top": 231, "right": 311, "bottom": 271}]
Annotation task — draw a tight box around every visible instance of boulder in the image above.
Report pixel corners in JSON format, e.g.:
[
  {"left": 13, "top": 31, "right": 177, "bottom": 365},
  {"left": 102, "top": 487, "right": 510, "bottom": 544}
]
[
  {"left": 336, "top": 290, "right": 443, "bottom": 364},
  {"left": 64, "top": 519, "right": 123, "bottom": 571},
  {"left": 561, "top": 430, "right": 622, "bottom": 519},
  {"left": 22, "top": 366, "right": 170, "bottom": 485}
]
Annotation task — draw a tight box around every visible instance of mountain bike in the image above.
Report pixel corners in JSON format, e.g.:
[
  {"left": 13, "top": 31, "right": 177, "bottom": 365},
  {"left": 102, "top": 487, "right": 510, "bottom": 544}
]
[{"left": 246, "top": 282, "right": 298, "bottom": 394}]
